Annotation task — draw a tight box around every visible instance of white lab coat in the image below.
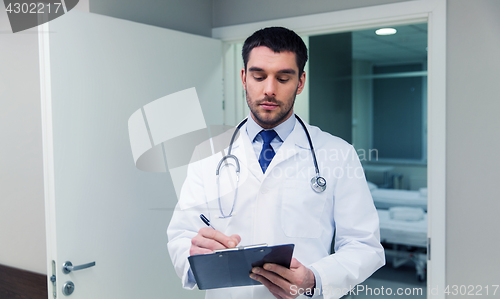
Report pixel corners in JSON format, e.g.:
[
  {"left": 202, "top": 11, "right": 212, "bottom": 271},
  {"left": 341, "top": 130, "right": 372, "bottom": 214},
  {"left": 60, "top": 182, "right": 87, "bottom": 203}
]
[{"left": 167, "top": 119, "right": 385, "bottom": 299}]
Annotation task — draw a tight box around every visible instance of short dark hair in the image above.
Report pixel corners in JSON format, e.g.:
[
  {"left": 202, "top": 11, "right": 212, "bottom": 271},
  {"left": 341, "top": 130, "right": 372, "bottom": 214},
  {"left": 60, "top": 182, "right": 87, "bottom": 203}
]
[{"left": 242, "top": 27, "right": 308, "bottom": 77}]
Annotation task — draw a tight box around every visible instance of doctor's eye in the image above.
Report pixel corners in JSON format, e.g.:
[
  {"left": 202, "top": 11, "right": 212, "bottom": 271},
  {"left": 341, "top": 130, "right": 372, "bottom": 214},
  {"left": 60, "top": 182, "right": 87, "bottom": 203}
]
[
  {"left": 277, "top": 77, "right": 290, "bottom": 83},
  {"left": 253, "top": 76, "right": 265, "bottom": 81}
]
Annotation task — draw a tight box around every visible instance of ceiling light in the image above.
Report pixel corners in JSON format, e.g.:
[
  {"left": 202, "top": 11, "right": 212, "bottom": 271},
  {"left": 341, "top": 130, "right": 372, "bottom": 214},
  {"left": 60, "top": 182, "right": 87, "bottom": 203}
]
[{"left": 375, "top": 28, "right": 397, "bottom": 35}]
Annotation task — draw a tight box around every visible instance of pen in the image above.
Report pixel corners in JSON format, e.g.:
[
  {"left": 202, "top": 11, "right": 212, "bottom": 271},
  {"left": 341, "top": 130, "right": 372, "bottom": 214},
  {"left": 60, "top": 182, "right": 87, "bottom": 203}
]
[{"left": 200, "top": 214, "right": 216, "bottom": 230}]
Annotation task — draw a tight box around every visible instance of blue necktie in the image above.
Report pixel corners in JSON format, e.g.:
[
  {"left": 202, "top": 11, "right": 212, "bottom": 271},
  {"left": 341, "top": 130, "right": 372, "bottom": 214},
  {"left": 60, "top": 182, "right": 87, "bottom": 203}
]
[{"left": 258, "top": 130, "right": 277, "bottom": 173}]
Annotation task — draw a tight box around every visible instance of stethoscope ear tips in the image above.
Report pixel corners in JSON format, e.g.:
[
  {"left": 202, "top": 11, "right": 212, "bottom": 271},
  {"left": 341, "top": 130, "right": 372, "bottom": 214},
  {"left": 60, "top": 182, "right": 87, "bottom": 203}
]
[{"left": 311, "top": 176, "right": 327, "bottom": 193}]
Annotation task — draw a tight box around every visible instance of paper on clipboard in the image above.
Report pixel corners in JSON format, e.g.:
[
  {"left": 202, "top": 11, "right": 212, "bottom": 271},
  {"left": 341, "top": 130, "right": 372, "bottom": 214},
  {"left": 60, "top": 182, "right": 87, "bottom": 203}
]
[{"left": 188, "top": 244, "right": 295, "bottom": 290}]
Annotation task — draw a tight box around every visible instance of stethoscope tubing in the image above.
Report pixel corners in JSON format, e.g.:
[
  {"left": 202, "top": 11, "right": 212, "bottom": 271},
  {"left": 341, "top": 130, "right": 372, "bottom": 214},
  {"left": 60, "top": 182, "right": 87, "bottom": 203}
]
[{"left": 215, "top": 115, "right": 326, "bottom": 218}]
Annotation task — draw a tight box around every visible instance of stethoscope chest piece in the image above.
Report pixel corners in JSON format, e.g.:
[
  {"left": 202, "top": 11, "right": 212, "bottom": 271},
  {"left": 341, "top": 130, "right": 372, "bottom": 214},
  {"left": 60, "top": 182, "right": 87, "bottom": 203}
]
[{"left": 311, "top": 176, "right": 327, "bottom": 193}]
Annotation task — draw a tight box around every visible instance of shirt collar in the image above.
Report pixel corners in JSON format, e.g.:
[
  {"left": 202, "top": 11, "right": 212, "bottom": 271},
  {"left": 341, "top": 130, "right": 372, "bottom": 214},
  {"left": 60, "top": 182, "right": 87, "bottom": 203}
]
[{"left": 246, "top": 113, "right": 296, "bottom": 142}]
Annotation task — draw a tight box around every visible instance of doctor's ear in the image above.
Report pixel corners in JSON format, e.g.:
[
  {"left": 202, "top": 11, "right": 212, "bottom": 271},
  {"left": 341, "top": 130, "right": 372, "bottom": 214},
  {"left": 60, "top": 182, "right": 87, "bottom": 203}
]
[
  {"left": 296, "top": 71, "right": 306, "bottom": 95},
  {"left": 241, "top": 67, "right": 247, "bottom": 90}
]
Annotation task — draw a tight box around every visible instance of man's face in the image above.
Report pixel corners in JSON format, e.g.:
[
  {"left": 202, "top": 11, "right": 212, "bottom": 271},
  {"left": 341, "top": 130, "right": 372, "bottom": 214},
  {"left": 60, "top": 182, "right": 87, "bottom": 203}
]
[{"left": 241, "top": 46, "right": 306, "bottom": 129}]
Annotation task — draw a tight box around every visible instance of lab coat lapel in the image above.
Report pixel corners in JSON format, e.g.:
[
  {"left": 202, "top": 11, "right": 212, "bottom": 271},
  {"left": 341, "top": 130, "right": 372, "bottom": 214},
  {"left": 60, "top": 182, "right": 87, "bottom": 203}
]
[
  {"left": 264, "top": 119, "right": 310, "bottom": 177},
  {"left": 230, "top": 123, "right": 263, "bottom": 182}
]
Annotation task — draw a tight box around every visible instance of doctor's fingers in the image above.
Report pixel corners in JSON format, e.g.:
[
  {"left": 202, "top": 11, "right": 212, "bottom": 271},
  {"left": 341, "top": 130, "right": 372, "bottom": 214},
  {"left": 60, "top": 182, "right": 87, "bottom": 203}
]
[
  {"left": 266, "top": 258, "right": 314, "bottom": 290},
  {"left": 229, "top": 234, "right": 241, "bottom": 244},
  {"left": 190, "top": 234, "right": 227, "bottom": 252},
  {"left": 199, "top": 227, "right": 240, "bottom": 248},
  {"left": 262, "top": 263, "right": 294, "bottom": 282},
  {"left": 249, "top": 273, "right": 287, "bottom": 299},
  {"left": 251, "top": 268, "right": 295, "bottom": 297},
  {"left": 189, "top": 245, "right": 212, "bottom": 256}
]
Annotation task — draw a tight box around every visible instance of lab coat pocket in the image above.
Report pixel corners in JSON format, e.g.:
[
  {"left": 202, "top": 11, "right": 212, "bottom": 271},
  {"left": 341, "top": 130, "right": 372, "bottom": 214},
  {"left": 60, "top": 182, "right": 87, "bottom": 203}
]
[{"left": 281, "top": 179, "right": 327, "bottom": 238}]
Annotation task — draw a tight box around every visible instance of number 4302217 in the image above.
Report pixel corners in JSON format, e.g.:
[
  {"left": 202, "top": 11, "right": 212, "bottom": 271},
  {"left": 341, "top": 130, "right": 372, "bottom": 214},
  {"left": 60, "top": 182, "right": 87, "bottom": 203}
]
[
  {"left": 5, "top": 2, "right": 62, "bottom": 14},
  {"left": 443, "top": 285, "right": 498, "bottom": 296}
]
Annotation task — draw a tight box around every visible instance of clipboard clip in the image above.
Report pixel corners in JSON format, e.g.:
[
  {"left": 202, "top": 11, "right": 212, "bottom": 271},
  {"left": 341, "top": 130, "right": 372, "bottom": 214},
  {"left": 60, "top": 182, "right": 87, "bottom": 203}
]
[{"left": 213, "top": 243, "right": 268, "bottom": 253}]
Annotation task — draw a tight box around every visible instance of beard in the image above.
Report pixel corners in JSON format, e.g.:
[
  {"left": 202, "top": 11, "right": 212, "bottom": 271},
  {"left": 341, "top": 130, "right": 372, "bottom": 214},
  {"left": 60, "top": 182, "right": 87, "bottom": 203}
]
[{"left": 245, "top": 86, "right": 298, "bottom": 128}]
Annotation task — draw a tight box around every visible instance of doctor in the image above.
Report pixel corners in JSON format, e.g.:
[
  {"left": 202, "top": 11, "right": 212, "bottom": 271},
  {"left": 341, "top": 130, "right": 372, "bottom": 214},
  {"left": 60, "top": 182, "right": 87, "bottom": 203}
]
[{"left": 167, "top": 27, "right": 384, "bottom": 299}]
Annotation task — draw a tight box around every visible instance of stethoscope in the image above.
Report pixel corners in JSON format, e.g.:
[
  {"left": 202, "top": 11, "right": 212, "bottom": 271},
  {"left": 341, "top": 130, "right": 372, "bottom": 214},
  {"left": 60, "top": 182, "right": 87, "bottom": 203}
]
[{"left": 215, "top": 115, "right": 326, "bottom": 218}]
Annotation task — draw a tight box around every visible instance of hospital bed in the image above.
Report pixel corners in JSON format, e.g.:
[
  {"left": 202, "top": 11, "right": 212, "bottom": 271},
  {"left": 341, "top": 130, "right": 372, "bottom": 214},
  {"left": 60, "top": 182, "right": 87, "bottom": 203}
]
[
  {"left": 377, "top": 208, "right": 427, "bottom": 281},
  {"left": 368, "top": 182, "right": 428, "bottom": 281},
  {"left": 369, "top": 183, "right": 428, "bottom": 211}
]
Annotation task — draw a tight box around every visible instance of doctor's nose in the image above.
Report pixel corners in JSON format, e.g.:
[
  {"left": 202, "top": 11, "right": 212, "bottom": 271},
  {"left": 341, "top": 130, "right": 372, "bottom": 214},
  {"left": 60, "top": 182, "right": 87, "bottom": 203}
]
[{"left": 263, "top": 79, "right": 277, "bottom": 97}]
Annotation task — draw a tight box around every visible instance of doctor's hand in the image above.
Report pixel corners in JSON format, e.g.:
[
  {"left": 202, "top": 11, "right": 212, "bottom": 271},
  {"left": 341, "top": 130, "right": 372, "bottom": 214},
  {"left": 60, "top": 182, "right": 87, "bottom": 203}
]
[
  {"left": 190, "top": 227, "right": 241, "bottom": 255},
  {"left": 250, "top": 258, "right": 315, "bottom": 299}
]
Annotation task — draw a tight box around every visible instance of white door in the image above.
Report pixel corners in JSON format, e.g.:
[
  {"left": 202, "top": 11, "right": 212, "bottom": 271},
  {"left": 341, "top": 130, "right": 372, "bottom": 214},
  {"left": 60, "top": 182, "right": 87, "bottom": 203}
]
[{"left": 40, "top": 11, "right": 222, "bottom": 299}]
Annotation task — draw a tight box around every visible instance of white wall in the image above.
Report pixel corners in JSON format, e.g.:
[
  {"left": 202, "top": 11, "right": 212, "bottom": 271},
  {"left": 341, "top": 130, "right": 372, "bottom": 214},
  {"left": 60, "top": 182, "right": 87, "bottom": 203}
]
[
  {"left": 212, "top": 0, "right": 413, "bottom": 28},
  {"left": 90, "top": 0, "right": 213, "bottom": 37},
  {"left": 0, "top": 0, "right": 89, "bottom": 276},
  {"left": 446, "top": 0, "right": 500, "bottom": 287},
  {"left": 0, "top": 10, "right": 46, "bottom": 274}
]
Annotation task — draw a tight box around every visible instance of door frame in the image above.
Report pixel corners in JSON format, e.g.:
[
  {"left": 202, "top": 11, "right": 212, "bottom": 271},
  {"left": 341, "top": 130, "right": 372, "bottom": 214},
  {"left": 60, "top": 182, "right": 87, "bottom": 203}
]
[
  {"left": 39, "top": 21, "right": 58, "bottom": 299},
  {"left": 213, "top": 0, "right": 446, "bottom": 297}
]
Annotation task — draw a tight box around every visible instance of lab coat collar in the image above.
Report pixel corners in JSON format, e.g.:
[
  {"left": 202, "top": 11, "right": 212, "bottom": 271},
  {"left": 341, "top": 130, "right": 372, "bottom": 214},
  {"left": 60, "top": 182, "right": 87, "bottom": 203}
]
[
  {"left": 229, "top": 123, "right": 264, "bottom": 181},
  {"left": 246, "top": 113, "right": 296, "bottom": 143},
  {"left": 263, "top": 118, "right": 311, "bottom": 175},
  {"left": 229, "top": 117, "right": 312, "bottom": 181},
  {"left": 231, "top": 119, "right": 310, "bottom": 182},
  {"left": 291, "top": 117, "right": 311, "bottom": 150}
]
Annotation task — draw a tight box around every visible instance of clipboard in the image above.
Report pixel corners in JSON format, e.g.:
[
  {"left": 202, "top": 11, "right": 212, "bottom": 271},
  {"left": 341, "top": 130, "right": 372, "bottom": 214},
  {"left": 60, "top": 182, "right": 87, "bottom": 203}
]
[{"left": 188, "top": 243, "right": 295, "bottom": 290}]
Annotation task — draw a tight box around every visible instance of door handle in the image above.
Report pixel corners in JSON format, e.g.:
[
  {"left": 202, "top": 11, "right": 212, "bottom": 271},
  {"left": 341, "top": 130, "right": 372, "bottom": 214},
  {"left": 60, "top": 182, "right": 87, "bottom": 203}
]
[{"left": 62, "top": 261, "right": 96, "bottom": 274}]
